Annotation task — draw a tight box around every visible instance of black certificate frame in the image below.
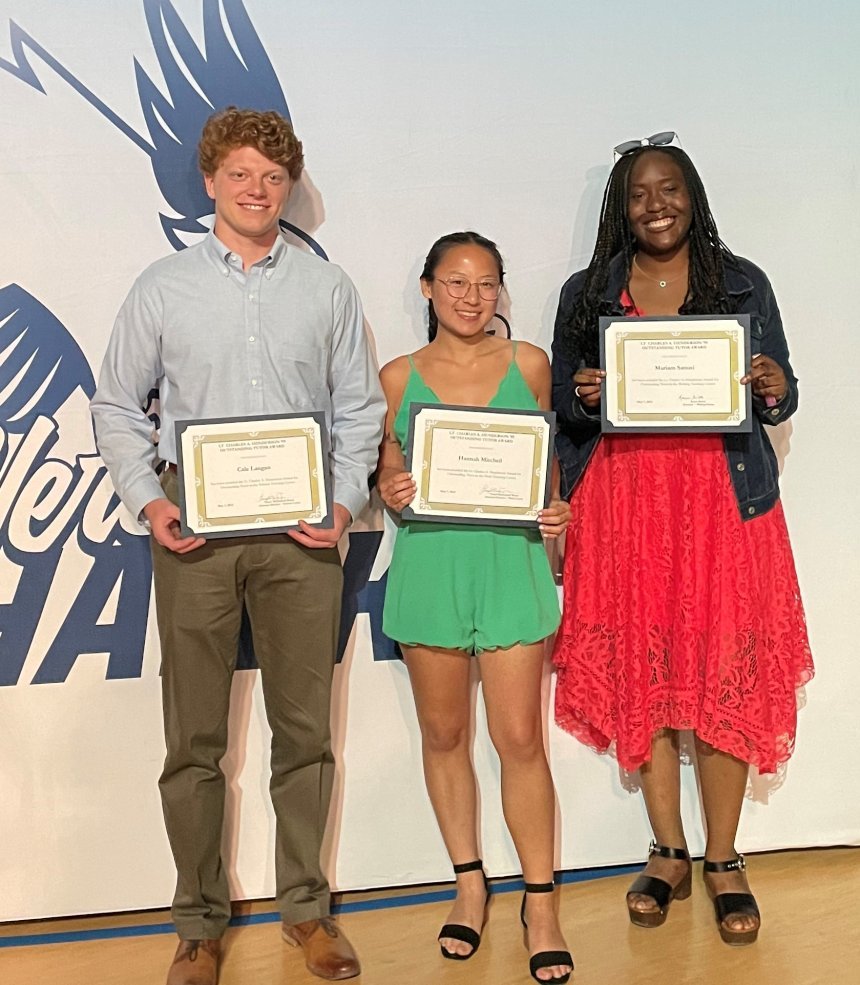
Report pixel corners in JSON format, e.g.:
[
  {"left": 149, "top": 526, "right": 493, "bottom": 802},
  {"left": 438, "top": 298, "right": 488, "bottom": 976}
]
[
  {"left": 174, "top": 411, "right": 333, "bottom": 539},
  {"left": 401, "top": 402, "right": 556, "bottom": 527},
  {"left": 599, "top": 313, "right": 752, "bottom": 434}
]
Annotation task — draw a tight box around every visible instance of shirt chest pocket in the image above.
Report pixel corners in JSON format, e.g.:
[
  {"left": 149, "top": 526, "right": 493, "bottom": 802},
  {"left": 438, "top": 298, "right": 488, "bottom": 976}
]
[{"left": 275, "top": 341, "right": 327, "bottom": 404}]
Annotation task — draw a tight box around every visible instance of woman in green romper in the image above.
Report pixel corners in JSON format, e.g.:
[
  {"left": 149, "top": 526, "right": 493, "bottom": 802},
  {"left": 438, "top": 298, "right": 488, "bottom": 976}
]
[{"left": 377, "top": 232, "right": 573, "bottom": 984}]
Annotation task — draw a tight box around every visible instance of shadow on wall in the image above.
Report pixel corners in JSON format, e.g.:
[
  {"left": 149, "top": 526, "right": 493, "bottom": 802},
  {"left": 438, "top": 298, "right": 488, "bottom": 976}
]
[
  {"left": 280, "top": 170, "right": 327, "bottom": 256},
  {"left": 541, "top": 163, "right": 611, "bottom": 345},
  {"left": 570, "top": 164, "right": 612, "bottom": 272},
  {"left": 770, "top": 419, "right": 793, "bottom": 474}
]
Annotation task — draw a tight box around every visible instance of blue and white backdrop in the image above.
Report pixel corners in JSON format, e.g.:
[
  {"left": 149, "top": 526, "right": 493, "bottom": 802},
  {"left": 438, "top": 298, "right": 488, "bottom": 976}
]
[{"left": 0, "top": 0, "right": 857, "bottom": 921}]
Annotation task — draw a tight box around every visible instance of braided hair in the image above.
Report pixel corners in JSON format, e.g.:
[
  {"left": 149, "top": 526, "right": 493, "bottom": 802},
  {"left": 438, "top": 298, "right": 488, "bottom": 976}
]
[
  {"left": 421, "top": 231, "right": 505, "bottom": 341},
  {"left": 559, "top": 147, "right": 739, "bottom": 366}
]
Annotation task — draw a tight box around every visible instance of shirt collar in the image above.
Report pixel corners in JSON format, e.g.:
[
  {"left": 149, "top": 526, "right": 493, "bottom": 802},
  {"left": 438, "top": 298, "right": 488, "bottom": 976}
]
[{"left": 203, "top": 229, "right": 288, "bottom": 273}]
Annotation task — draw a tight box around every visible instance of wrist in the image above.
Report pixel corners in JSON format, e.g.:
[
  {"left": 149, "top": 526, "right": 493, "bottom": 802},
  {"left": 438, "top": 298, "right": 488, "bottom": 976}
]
[
  {"left": 334, "top": 503, "right": 353, "bottom": 529},
  {"left": 142, "top": 497, "right": 167, "bottom": 518}
]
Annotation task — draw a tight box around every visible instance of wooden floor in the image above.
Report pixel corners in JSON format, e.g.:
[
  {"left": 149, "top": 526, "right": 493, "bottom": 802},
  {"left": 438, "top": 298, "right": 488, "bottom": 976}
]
[{"left": 1, "top": 848, "right": 857, "bottom": 985}]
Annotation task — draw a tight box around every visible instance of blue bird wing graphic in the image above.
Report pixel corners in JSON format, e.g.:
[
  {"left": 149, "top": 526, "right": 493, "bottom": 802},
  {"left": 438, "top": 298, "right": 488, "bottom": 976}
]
[
  {"left": 2, "top": 1, "right": 326, "bottom": 256},
  {"left": 0, "top": 19, "right": 153, "bottom": 153},
  {"left": 136, "top": 0, "right": 293, "bottom": 242},
  {"left": 0, "top": 284, "right": 95, "bottom": 433}
]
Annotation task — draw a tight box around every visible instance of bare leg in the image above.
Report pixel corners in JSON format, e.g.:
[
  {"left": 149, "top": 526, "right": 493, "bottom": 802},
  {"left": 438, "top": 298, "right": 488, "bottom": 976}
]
[
  {"left": 627, "top": 729, "right": 690, "bottom": 916},
  {"left": 404, "top": 644, "right": 485, "bottom": 958},
  {"left": 696, "top": 737, "right": 759, "bottom": 934},
  {"left": 480, "top": 643, "right": 571, "bottom": 982}
]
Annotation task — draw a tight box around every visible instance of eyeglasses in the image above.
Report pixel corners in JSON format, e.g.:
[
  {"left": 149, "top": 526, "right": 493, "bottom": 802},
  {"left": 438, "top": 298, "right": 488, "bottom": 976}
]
[
  {"left": 613, "top": 131, "right": 681, "bottom": 160},
  {"left": 434, "top": 276, "right": 503, "bottom": 301}
]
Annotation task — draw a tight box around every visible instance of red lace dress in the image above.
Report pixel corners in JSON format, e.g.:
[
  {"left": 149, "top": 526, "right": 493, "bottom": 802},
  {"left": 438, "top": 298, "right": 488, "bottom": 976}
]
[{"left": 552, "top": 295, "right": 814, "bottom": 774}]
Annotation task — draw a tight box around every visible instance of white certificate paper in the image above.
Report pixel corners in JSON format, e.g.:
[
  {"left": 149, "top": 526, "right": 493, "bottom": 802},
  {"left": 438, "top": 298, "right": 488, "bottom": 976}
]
[
  {"left": 600, "top": 315, "right": 752, "bottom": 432},
  {"left": 175, "top": 413, "right": 332, "bottom": 537},
  {"left": 402, "top": 404, "right": 555, "bottom": 526}
]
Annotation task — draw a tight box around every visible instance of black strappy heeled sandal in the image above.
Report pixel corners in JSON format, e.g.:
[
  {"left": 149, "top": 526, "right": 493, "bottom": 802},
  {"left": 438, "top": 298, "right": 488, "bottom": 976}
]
[
  {"left": 703, "top": 854, "right": 760, "bottom": 945},
  {"left": 438, "top": 860, "right": 490, "bottom": 961},
  {"left": 626, "top": 842, "right": 692, "bottom": 928},
  {"left": 519, "top": 882, "right": 573, "bottom": 984}
]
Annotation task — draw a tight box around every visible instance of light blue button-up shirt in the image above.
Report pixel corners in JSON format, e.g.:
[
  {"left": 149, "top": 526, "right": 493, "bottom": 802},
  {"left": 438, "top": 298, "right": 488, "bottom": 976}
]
[{"left": 91, "top": 231, "right": 384, "bottom": 523}]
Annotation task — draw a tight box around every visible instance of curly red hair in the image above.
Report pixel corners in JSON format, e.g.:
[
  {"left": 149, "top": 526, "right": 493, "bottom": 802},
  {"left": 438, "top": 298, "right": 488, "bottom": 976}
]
[{"left": 198, "top": 106, "right": 304, "bottom": 179}]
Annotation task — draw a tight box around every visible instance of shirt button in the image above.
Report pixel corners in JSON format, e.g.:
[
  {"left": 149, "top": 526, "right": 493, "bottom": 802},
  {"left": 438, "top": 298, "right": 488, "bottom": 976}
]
[
  {"left": 748, "top": 506, "right": 755, "bottom": 515},
  {"left": 249, "top": 294, "right": 256, "bottom": 301},
  {"left": 736, "top": 463, "right": 745, "bottom": 472},
  {"left": 251, "top": 379, "right": 258, "bottom": 387},
  {"left": 249, "top": 336, "right": 256, "bottom": 342}
]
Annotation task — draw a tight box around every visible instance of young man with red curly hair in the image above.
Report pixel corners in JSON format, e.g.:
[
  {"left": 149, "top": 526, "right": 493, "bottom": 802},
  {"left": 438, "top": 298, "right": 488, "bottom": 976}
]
[{"left": 92, "top": 107, "right": 384, "bottom": 984}]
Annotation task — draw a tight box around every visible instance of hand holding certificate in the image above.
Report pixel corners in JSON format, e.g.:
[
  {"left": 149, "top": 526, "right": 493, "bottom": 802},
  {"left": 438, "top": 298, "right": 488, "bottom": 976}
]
[
  {"left": 599, "top": 314, "right": 752, "bottom": 433},
  {"left": 401, "top": 404, "right": 555, "bottom": 526},
  {"left": 174, "top": 413, "right": 332, "bottom": 538}
]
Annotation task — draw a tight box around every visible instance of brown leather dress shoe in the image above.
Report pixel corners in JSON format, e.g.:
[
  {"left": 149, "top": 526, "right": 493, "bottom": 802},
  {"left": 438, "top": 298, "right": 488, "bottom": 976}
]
[
  {"left": 282, "top": 917, "right": 360, "bottom": 980},
  {"left": 165, "top": 938, "right": 221, "bottom": 985}
]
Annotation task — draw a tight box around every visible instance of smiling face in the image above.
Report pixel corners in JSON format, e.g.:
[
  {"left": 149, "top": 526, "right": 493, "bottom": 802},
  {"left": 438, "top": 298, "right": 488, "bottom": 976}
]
[
  {"left": 627, "top": 150, "right": 692, "bottom": 258},
  {"left": 204, "top": 145, "right": 292, "bottom": 257},
  {"left": 421, "top": 244, "right": 502, "bottom": 339}
]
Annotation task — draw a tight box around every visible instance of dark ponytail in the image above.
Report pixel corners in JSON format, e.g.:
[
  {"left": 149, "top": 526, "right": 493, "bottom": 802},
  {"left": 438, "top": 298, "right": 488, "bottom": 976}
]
[{"left": 427, "top": 300, "right": 439, "bottom": 342}]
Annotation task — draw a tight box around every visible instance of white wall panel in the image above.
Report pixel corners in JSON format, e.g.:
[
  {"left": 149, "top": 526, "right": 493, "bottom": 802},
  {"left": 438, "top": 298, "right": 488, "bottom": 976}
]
[{"left": 0, "top": 0, "right": 856, "bottom": 920}]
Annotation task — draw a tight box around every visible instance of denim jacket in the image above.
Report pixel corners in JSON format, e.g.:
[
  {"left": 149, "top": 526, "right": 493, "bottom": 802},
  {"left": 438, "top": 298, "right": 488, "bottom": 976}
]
[{"left": 551, "top": 254, "right": 798, "bottom": 520}]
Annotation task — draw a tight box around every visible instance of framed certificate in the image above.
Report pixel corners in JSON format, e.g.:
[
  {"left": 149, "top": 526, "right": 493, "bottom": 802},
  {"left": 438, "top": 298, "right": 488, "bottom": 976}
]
[
  {"left": 174, "top": 413, "right": 332, "bottom": 538},
  {"left": 599, "top": 314, "right": 752, "bottom": 433},
  {"left": 401, "top": 404, "right": 555, "bottom": 526}
]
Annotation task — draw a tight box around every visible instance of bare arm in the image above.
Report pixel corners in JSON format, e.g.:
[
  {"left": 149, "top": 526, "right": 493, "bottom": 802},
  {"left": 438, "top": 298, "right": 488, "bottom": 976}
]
[{"left": 375, "top": 357, "right": 417, "bottom": 512}]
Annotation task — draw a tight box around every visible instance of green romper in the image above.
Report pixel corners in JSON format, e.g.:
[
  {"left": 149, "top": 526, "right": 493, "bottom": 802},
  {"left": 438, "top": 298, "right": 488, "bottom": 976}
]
[{"left": 382, "top": 345, "right": 561, "bottom": 654}]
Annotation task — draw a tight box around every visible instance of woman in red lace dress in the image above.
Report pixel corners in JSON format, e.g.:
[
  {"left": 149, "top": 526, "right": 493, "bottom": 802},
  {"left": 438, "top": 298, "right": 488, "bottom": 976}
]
[{"left": 551, "top": 141, "right": 813, "bottom": 945}]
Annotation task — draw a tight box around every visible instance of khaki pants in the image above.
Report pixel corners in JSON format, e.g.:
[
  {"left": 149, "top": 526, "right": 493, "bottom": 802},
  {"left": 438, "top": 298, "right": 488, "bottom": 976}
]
[{"left": 151, "top": 471, "right": 343, "bottom": 939}]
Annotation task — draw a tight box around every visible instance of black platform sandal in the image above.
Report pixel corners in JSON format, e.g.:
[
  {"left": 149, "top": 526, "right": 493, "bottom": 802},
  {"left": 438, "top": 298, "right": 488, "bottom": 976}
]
[
  {"left": 438, "top": 860, "right": 490, "bottom": 960},
  {"left": 519, "top": 882, "right": 573, "bottom": 984},
  {"left": 626, "top": 842, "right": 692, "bottom": 928},
  {"left": 703, "top": 854, "right": 760, "bottom": 945}
]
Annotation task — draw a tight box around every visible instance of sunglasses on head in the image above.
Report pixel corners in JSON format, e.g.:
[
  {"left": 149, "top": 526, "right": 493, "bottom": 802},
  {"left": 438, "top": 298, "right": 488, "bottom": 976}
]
[{"left": 613, "top": 131, "right": 681, "bottom": 161}]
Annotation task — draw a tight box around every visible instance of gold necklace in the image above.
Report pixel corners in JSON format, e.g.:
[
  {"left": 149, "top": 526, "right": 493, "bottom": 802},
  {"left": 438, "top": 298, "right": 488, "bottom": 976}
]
[{"left": 633, "top": 256, "right": 687, "bottom": 289}]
